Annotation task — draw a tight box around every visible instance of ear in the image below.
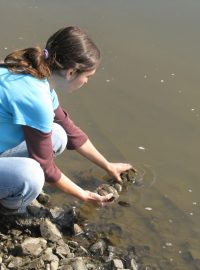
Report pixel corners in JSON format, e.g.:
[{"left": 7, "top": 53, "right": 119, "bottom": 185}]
[{"left": 65, "top": 68, "right": 76, "bottom": 81}]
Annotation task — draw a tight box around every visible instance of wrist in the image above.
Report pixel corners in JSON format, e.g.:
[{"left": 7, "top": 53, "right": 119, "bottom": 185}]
[{"left": 105, "top": 161, "right": 112, "bottom": 173}]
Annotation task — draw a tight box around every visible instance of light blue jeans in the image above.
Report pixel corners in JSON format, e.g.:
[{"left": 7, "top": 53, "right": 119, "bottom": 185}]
[{"left": 0, "top": 123, "right": 67, "bottom": 212}]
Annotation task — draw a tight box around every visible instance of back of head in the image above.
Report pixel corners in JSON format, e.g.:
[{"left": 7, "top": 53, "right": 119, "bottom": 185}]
[
  {"left": 46, "top": 26, "right": 101, "bottom": 73},
  {"left": 0, "top": 26, "right": 101, "bottom": 80}
]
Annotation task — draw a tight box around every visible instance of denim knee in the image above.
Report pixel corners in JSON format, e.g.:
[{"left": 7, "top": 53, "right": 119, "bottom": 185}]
[
  {"left": 52, "top": 123, "right": 68, "bottom": 156},
  {"left": 22, "top": 159, "right": 45, "bottom": 197},
  {"left": 0, "top": 157, "right": 45, "bottom": 209}
]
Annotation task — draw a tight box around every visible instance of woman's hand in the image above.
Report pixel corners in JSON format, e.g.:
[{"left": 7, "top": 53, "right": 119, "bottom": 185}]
[
  {"left": 106, "top": 162, "right": 136, "bottom": 183},
  {"left": 84, "top": 190, "right": 114, "bottom": 207}
]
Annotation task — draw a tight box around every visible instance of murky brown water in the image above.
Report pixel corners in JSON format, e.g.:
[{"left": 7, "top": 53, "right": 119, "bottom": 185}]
[{"left": 1, "top": 0, "right": 200, "bottom": 269}]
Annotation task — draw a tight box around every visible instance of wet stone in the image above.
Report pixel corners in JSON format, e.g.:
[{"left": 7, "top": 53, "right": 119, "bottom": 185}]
[
  {"left": 27, "top": 199, "right": 48, "bottom": 218},
  {"left": 89, "top": 239, "right": 107, "bottom": 256},
  {"left": 37, "top": 191, "right": 50, "bottom": 205},
  {"left": 40, "top": 218, "right": 62, "bottom": 243}
]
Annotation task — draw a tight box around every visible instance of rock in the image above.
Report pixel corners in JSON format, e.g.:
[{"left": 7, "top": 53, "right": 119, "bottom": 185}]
[
  {"left": 7, "top": 256, "right": 23, "bottom": 269},
  {"left": 130, "top": 258, "right": 138, "bottom": 270},
  {"left": 55, "top": 243, "right": 71, "bottom": 258},
  {"left": 25, "top": 257, "right": 45, "bottom": 269},
  {"left": 96, "top": 184, "right": 119, "bottom": 200},
  {"left": 71, "top": 257, "right": 88, "bottom": 270},
  {"left": 21, "top": 237, "right": 47, "bottom": 256},
  {"left": 37, "top": 191, "right": 50, "bottom": 205},
  {"left": 43, "top": 247, "right": 59, "bottom": 263},
  {"left": 27, "top": 199, "right": 48, "bottom": 218},
  {"left": 112, "top": 258, "right": 124, "bottom": 269},
  {"left": 59, "top": 266, "right": 73, "bottom": 270},
  {"left": 89, "top": 239, "right": 107, "bottom": 256},
  {"left": 46, "top": 264, "right": 51, "bottom": 270},
  {"left": 73, "top": 224, "right": 84, "bottom": 236},
  {"left": 50, "top": 260, "right": 59, "bottom": 270},
  {"left": 49, "top": 207, "right": 64, "bottom": 220},
  {"left": 0, "top": 264, "right": 8, "bottom": 270},
  {"left": 40, "top": 219, "right": 62, "bottom": 243}
]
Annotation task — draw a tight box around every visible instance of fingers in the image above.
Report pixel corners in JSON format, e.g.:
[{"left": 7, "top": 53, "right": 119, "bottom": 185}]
[{"left": 99, "top": 193, "right": 114, "bottom": 207}]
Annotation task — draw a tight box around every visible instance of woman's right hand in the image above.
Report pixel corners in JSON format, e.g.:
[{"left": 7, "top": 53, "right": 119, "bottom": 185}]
[{"left": 84, "top": 190, "right": 114, "bottom": 207}]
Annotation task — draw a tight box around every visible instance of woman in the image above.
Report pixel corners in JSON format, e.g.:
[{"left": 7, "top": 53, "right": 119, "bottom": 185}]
[{"left": 0, "top": 26, "right": 133, "bottom": 214}]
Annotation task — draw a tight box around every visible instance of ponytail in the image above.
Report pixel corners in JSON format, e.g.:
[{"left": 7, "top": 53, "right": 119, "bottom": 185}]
[
  {"left": 1, "top": 47, "right": 51, "bottom": 79},
  {"left": 0, "top": 26, "right": 101, "bottom": 80}
]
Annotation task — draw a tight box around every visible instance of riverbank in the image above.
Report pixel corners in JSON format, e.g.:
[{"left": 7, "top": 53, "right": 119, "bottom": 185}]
[{"left": 0, "top": 188, "right": 156, "bottom": 270}]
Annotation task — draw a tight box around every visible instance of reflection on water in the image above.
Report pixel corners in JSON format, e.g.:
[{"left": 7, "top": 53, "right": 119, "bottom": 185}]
[{"left": 1, "top": 0, "right": 200, "bottom": 269}]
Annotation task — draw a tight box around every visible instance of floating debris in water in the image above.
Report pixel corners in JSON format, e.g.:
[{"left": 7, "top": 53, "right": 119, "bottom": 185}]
[
  {"left": 160, "top": 80, "right": 164, "bottom": 83},
  {"left": 138, "top": 146, "right": 146, "bottom": 151},
  {"left": 191, "top": 108, "right": 195, "bottom": 111},
  {"left": 188, "top": 189, "right": 193, "bottom": 193},
  {"left": 106, "top": 79, "right": 110, "bottom": 83},
  {"left": 171, "top": 73, "right": 175, "bottom": 76},
  {"left": 165, "top": 242, "right": 173, "bottom": 247},
  {"left": 168, "top": 219, "right": 173, "bottom": 223},
  {"left": 144, "top": 75, "right": 147, "bottom": 79},
  {"left": 192, "top": 202, "right": 197, "bottom": 205},
  {"left": 179, "top": 250, "right": 182, "bottom": 254},
  {"left": 144, "top": 207, "right": 152, "bottom": 211},
  {"left": 178, "top": 90, "right": 182, "bottom": 94},
  {"left": 4, "top": 47, "right": 8, "bottom": 50},
  {"left": 189, "top": 212, "right": 194, "bottom": 216}
]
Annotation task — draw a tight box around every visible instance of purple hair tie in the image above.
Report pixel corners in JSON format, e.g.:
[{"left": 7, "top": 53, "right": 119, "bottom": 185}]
[{"left": 44, "top": 49, "right": 49, "bottom": 59}]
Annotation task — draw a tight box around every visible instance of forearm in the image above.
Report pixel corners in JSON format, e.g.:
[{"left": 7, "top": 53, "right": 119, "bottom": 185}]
[
  {"left": 76, "top": 139, "right": 110, "bottom": 172},
  {"left": 51, "top": 173, "right": 86, "bottom": 201},
  {"left": 51, "top": 172, "right": 114, "bottom": 206}
]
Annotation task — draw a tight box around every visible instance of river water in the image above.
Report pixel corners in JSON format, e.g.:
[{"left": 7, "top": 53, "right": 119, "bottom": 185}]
[{"left": 0, "top": 0, "right": 200, "bottom": 269}]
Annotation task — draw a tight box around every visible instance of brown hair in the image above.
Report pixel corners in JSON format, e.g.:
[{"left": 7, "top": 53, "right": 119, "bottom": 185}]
[{"left": 0, "top": 26, "right": 101, "bottom": 80}]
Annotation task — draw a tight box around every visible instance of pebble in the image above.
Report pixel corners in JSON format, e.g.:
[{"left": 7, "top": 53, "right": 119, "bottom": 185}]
[
  {"left": 112, "top": 258, "right": 124, "bottom": 269},
  {"left": 145, "top": 207, "right": 153, "bottom": 211},
  {"left": 40, "top": 218, "right": 62, "bottom": 243},
  {"left": 165, "top": 242, "right": 173, "bottom": 247},
  {"left": 138, "top": 146, "right": 146, "bottom": 150}
]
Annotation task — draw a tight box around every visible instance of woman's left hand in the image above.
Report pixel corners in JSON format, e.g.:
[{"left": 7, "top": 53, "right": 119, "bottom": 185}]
[{"left": 107, "top": 162, "right": 136, "bottom": 183}]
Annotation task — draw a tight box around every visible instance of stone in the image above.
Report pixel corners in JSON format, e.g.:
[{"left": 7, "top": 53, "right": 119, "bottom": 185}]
[
  {"left": 21, "top": 237, "right": 47, "bottom": 256},
  {"left": 55, "top": 244, "right": 71, "bottom": 258},
  {"left": 7, "top": 256, "right": 23, "bottom": 268},
  {"left": 37, "top": 191, "right": 50, "bottom": 205},
  {"left": 40, "top": 219, "right": 62, "bottom": 242},
  {"left": 59, "top": 266, "right": 73, "bottom": 270},
  {"left": 50, "top": 260, "right": 59, "bottom": 270},
  {"left": 73, "top": 224, "right": 84, "bottom": 236},
  {"left": 0, "top": 264, "right": 8, "bottom": 270},
  {"left": 89, "top": 239, "right": 107, "bottom": 256},
  {"left": 49, "top": 207, "right": 64, "bottom": 220},
  {"left": 130, "top": 258, "right": 138, "bottom": 270},
  {"left": 71, "top": 257, "right": 88, "bottom": 270},
  {"left": 27, "top": 199, "right": 48, "bottom": 217},
  {"left": 43, "top": 247, "right": 59, "bottom": 263},
  {"left": 46, "top": 264, "right": 51, "bottom": 270},
  {"left": 112, "top": 258, "right": 124, "bottom": 269},
  {"left": 26, "top": 258, "right": 45, "bottom": 269}
]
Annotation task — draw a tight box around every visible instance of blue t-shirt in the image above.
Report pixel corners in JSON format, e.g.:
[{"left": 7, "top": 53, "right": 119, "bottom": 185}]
[{"left": 0, "top": 68, "right": 59, "bottom": 153}]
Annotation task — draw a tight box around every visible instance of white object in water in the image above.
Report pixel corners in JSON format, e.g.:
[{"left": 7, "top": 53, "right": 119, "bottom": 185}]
[
  {"left": 144, "top": 207, "right": 152, "bottom": 211},
  {"left": 138, "top": 146, "right": 146, "bottom": 151}
]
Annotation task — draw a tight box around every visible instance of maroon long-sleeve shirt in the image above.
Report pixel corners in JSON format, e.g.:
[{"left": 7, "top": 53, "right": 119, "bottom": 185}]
[{"left": 22, "top": 105, "right": 88, "bottom": 183}]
